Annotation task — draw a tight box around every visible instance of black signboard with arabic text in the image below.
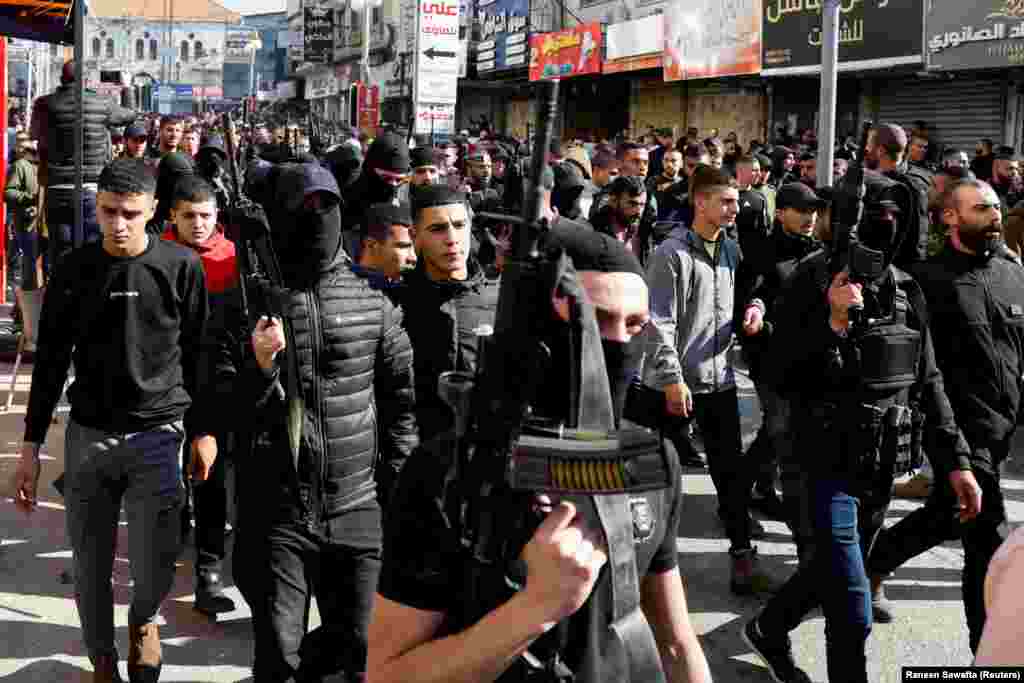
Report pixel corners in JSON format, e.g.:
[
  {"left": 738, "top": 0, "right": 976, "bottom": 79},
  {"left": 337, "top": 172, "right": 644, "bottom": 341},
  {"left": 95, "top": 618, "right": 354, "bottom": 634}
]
[
  {"left": 304, "top": 6, "right": 334, "bottom": 64},
  {"left": 762, "top": 0, "right": 923, "bottom": 73},
  {"left": 927, "top": 0, "right": 1024, "bottom": 71}
]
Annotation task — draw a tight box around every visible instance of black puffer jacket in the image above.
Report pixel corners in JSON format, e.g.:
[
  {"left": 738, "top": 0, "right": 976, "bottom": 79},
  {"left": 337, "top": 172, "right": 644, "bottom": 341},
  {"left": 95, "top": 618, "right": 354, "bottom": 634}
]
[
  {"left": 398, "top": 259, "right": 500, "bottom": 442},
  {"left": 36, "top": 84, "right": 135, "bottom": 188},
  {"left": 213, "top": 263, "right": 418, "bottom": 528}
]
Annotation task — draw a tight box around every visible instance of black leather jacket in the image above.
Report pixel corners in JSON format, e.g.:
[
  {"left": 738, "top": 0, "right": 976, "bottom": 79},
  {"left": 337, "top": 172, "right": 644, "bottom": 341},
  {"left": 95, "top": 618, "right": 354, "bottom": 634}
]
[{"left": 212, "top": 262, "right": 418, "bottom": 529}]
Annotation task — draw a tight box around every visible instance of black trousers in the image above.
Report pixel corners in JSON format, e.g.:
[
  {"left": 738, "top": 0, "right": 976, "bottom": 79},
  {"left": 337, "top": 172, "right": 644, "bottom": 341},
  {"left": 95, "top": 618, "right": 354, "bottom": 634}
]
[
  {"left": 192, "top": 452, "right": 230, "bottom": 577},
  {"left": 234, "top": 521, "right": 381, "bottom": 683},
  {"left": 692, "top": 388, "right": 752, "bottom": 551},
  {"left": 868, "top": 439, "right": 1010, "bottom": 654}
]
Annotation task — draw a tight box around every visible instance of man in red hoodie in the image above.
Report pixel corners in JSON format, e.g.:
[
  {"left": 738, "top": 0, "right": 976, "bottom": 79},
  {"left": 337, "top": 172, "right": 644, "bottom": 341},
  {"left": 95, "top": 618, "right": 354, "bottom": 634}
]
[{"left": 162, "top": 175, "right": 240, "bottom": 616}]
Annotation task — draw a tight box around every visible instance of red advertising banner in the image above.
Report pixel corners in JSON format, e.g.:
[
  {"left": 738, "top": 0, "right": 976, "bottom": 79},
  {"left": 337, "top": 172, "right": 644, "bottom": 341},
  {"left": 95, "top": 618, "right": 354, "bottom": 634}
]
[{"left": 529, "top": 22, "right": 602, "bottom": 81}]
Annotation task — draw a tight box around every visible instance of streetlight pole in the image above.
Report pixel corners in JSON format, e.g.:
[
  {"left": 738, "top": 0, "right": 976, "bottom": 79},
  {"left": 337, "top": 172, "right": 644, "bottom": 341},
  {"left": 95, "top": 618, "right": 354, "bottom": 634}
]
[{"left": 816, "top": 0, "right": 840, "bottom": 188}]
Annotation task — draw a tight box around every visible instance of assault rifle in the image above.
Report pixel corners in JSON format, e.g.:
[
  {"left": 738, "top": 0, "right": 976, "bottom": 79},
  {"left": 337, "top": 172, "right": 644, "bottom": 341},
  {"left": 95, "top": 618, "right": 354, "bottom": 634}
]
[
  {"left": 221, "top": 112, "right": 305, "bottom": 464},
  {"left": 829, "top": 119, "right": 880, "bottom": 328},
  {"left": 441, "top": 79, "right": 671, "bottom": 681}
]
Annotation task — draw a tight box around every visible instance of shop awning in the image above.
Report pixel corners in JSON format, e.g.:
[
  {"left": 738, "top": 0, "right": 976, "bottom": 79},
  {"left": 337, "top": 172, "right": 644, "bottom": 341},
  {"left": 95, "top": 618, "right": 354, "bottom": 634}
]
[{"left": 0, "top": 0, "right": 82, "bottom": 45}]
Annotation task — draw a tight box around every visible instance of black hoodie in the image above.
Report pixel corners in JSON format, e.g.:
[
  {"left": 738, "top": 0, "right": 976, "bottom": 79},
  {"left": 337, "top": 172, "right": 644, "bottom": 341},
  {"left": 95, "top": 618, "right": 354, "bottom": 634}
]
[{"left": 342, "top": 134, "right": 410, "bottom": 257}]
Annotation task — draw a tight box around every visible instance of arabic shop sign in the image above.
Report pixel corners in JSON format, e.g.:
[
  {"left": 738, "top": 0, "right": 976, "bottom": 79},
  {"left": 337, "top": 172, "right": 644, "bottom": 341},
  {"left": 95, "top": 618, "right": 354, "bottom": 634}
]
[
  {"left": 762, "top": 0, "right": 923, "bottom": 75},
  {"left": 529, "top": 23, "right": 602, "bottom": 81},
  {"left": 926, "top": 0, "right": 1024, "bottom": 71},
  {"left": 475, "top": 0, "right": 529, "bottom": 71},
  {"left": 304, "top": 6, "right": 334, "bottom": 64}
]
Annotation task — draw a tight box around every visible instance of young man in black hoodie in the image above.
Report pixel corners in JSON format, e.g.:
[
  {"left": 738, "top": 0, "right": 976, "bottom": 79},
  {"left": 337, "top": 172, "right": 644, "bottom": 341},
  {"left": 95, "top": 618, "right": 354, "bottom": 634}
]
[
  {"left": 12, "top": 158, "right": 209, "bottom": 683},
  {"left": 211, "top": 162, "right": 417, "bottom": 682},
  {"left": 399, "top": 184, "right": 500, "bottom": 443}
]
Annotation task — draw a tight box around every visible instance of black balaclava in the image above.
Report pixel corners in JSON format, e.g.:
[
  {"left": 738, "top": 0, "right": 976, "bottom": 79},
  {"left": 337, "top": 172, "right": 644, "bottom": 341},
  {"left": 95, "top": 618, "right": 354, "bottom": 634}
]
[
  {"left": 530, "top": 224, "right": 646, "bottom": 427},
  {"left": 552, "top": 162, "right": 586, "bottom": 220},
  {"left": 270, "top": 163, "right": 344, "bottom": 288},
  {"left": 326, "top": 144, "right": 364, "bottom": 191},
  {"left": 361, "top": 133, "right": 410, "bottom": 205},
  {"left": 153, "top": 152, "right": 194, "bottom": 224}
]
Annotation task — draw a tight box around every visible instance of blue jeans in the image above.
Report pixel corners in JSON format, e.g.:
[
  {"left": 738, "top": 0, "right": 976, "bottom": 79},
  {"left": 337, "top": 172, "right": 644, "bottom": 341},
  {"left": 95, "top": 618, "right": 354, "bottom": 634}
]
[
  {"left": 814, "top": 479, "right": 873, "bottom": 683},
  {"left": 45, "top": 189, "right": 99, "bottom": 271},
  {"left": 758, "top": 477, "right": 880, "bottom": 683},
  {"left": 64, "top": 420, "right": 185, "bottom": 659}
]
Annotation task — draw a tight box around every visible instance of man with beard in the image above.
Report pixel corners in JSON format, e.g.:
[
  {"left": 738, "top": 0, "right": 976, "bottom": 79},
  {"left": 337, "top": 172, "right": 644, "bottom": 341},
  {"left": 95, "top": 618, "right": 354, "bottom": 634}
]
[
  {"left": 988, "top": 146, "right": 1021, "bottom": 217},
  {"left": 354, "top": 203, "right": 418, "bottom": 300},
  {"left": 590, "top": 144, "right": 620, "bottom": 191},
  {"left": 772, "top": 147, "right": 798, "bottom": 187},
  {"left": 399, "top": 146, "right": 440, "bottom": 205},
  {"left": 863, "top": 123, "right": 929, "bottom": 268},
  {"left": 908, "top": 133, "right": 932, "bottom": 171},
  {"left": 342, "top": 133, "right": 411, "bottom": 260},
  {"left": 647, "top": 127, "right": 676, "bottom": 179},
  {"left": 865, "top": 179, "right": 1023, "bottom": 653},
  {"left": 798, "top": 153, "right": 817, "bottom": 187},
  {"left": 213, "top": 162, "right": 417, "bottom": 682},
  {"left": 367, "top": 223, "right": 711, "bottom": 683},
  {"left": 743, "top": 173, "right": 978, "bottom": 683},
  {"left": 591, "top": 176, "right": 650, "bottom": 264},
  {"left": 148, "top": 115, "right": 185, "bottom": 161},
  {"left": 465, "top": 150, "right": 502, "bottom": 210},
  {"left": 397, "top": 185, "right": 499, "bottom": 443},
  {"left": 591, "top": 144, "right": 659, "bottom": 249},
  {"left": 647, "top": 166, "right": 775, "bottom": 594},
  {"left": 646, "top": 149, "right": 682, "bottom": 217},
  {"left": 971, "top": 138, "right": 995, "bottom": 182}
]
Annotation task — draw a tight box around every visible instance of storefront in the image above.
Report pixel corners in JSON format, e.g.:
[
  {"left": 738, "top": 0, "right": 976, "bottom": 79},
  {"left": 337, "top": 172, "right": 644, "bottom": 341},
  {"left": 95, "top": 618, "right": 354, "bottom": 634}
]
[
  {"left": 304, "top": 68, "right": 338, "bottom": 120},
  {"left": 761, "top": 0, "right": 925, "bottom": 143},
  {"left": 917, "top": 2, "right": 1024, "bottom": 151}
]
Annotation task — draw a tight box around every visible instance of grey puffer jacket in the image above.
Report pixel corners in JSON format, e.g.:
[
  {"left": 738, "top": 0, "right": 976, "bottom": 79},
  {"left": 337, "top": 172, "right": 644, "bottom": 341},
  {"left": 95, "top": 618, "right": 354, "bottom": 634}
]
[{"left": 644, "top": 226, "right": 747, "bottom": 395}]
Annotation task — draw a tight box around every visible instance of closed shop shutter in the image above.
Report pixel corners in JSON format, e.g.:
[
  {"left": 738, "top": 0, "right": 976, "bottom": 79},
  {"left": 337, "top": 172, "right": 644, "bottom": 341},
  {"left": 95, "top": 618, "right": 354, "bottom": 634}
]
[
  {"left": 506, "top": 97, "right": 531, "bottom": 139},
  {"left": 686, "top": 83, "right": 766, "bottom": 146},
  {"left": 877, "top": 77, "right": 1004, "bottom": 154},
  {"left": 632, "top": 76, "right": 685, "bottom": 140}
]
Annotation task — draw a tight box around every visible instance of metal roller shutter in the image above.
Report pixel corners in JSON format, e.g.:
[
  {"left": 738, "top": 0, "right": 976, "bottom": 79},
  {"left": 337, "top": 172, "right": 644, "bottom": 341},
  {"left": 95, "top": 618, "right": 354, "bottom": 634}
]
[{"left": 877, "top": 78, "right": 1004, "bottom": 153}]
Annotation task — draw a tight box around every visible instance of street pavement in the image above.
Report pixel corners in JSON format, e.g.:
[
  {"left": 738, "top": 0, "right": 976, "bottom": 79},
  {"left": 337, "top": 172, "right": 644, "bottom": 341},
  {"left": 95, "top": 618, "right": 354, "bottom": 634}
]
[{"left": 0, "top": 357, "right": 1021, "bottom": 682}]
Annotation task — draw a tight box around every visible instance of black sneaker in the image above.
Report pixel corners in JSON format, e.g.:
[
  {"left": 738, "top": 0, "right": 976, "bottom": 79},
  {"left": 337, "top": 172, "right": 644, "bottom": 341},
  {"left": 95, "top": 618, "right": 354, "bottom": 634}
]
[
  {"left": 194, "top": 573, "right": 236, "bottom": 615},
  {"left": 743, "top": 618, "right": 812, "bottom": 683}
]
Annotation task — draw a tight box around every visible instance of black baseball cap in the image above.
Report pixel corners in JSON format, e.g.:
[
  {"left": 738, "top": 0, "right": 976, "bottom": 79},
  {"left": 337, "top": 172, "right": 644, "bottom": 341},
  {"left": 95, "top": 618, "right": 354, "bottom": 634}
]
[
  {"left": 777, "top": 183, "right": 828, "bottom": 211},
  {"left": 124, "top": 122, "right": 148, "bottom": 139}
]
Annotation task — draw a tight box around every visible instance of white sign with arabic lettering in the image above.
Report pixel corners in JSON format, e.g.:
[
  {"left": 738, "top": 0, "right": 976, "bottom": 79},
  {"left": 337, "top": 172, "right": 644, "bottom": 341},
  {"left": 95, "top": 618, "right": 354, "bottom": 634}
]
[{"left": 415, "top": 0, "right": 460, "bottom": 105}]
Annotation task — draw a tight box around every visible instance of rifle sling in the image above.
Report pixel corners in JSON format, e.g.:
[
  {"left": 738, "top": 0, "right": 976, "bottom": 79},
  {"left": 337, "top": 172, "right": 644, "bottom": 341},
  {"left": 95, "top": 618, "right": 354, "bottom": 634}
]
[{"left": 592, "top": 494, "right": 665, "bottom": 683}]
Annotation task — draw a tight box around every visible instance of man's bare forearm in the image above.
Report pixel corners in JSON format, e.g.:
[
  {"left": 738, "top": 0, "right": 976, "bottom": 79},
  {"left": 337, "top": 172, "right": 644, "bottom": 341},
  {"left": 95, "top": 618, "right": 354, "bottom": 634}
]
[{"left": 370, "top": 593, "right": 552, "bottom": 683}]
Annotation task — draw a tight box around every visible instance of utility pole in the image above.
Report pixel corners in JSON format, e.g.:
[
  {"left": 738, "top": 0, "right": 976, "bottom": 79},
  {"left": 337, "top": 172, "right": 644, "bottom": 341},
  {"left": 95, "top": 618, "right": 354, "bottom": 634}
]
[{"left": 816, "top": 0, "right": 839, "bottom": 188}]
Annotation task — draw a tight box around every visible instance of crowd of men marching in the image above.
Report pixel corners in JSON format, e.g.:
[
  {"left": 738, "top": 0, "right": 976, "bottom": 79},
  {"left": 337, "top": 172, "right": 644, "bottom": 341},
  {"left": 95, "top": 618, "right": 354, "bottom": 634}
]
[{"left": 6, "top": 61, "right": 1024, "bottom": 683}]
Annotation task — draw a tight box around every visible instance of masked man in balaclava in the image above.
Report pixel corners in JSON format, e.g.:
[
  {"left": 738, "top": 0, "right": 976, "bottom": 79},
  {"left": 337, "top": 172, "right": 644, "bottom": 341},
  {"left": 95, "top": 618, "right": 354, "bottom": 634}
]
[
  {"left": 147, "top": 152, "right": 194, "bottom": 237},
  {"left": 194, "top": 135, "right": 233, "bottom": 214},
  {"left": 743, "top": 168, "right": 979, "bottom": 683},
  {"left": 342, "top": 133, "right": 410, "bottom": 260},
  {"left": 212, "top": 162, "right": 418, "bottom": 682}
]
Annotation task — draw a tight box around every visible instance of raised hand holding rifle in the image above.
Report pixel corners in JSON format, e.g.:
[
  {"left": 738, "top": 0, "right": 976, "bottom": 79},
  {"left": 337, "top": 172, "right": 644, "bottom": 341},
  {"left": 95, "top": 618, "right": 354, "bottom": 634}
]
[
  {"left": 221, "top": 112, "right": 305, "bottom": 464},
  {"left": 444, "top": 79, "right": 673, "bottom": 681}
]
